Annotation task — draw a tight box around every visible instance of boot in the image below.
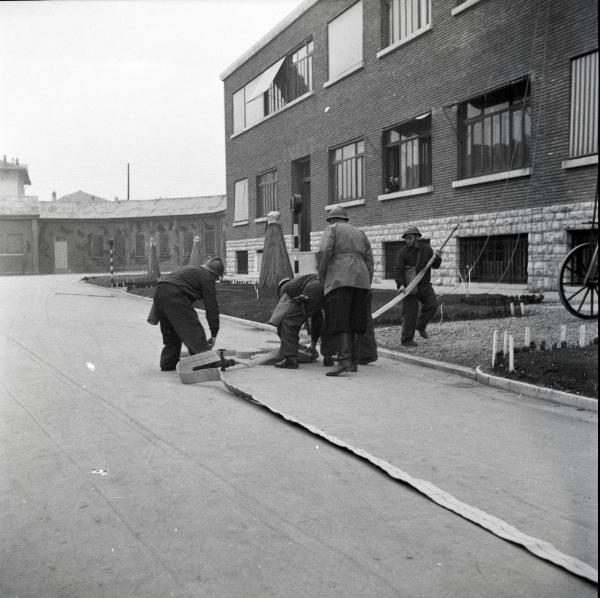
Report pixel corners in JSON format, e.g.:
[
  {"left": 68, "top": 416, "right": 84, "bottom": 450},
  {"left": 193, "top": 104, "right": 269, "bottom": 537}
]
[
  {"left": 274, "top": 357, "right": 299, "bottom": 369},
  {"left": 350, "top": 334, "right": 360, "bottom": 372},
  {"left": 326, "top": 334, "right": 352, "bottom": 377},
  {"left": 323, "top": 356, "right": 334, "bottom": 367}
]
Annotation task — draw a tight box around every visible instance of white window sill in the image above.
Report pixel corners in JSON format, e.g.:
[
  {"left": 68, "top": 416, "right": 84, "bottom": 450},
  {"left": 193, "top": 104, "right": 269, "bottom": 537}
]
[
  {"left": 377, "top": 25, "right": 432, "bottom": 59},
  {"left": 561, "top": 155, "right": 598, "bottom": 169},
  {"left": 451, "top": 0, "right": 481, "bottom": 16},
  {"left": 231, "top": 91, "right": 314, "bottom": 138},
  {"left": 452, "top": 167, "right": 531, "bottom": 188},
  {"left": 378, "top": 186, "right": 433, "bottom": 201},
  {"left": 233, "top": 220, "right": 249, "bottom": 227},
  {"left": 324, "top": 63, "right": 364, "bottom": 88},
  {"left": 325, "top": 199, "right": 366, "bottom": 211},
  {"left": 254, "top": 217, "right": 268, "bottom": 223}
]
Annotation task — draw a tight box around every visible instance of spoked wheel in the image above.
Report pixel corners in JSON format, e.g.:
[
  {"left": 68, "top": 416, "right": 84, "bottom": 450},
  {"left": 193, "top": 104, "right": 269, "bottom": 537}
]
[{"left": 558, "top": 242, "right": 598, "bottom": 319}]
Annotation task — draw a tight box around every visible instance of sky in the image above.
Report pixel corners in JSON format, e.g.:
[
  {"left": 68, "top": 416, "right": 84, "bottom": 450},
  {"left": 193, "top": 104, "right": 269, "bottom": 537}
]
[{"left": 0, "top": 0, "right": 304, "bottom": 202}]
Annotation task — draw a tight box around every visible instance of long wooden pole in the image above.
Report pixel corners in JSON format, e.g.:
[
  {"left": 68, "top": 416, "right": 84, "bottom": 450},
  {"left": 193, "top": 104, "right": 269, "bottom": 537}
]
[{"left": 372, "top": 223, "right": 460, "bottom": 320}]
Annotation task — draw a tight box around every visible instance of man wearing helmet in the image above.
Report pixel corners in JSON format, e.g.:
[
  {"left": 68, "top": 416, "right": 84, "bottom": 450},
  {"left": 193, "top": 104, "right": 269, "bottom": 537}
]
[
  {"left": 150, "top": 257, "right": 225, "bottom": 371},
  {"left": 317, "top": 207, "right": 374, "bottom": 376},
  {"left": 394, "top": 226, "right": 442, "bottom": 347}
]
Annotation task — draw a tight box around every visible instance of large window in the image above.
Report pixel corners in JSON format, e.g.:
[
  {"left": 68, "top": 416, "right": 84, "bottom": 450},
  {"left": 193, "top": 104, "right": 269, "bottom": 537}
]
[
  {"left": 233, "top": 39, "right": 313, "bottom": 133},
  {"left": 135, "top": 233, "right": 145, "bottom": 258},
  {"left": 256, "top": 170, "right": 278, "bottom": 217},
  {"left": 384, "top": 114, "right": 431, "bottom": 193},
  {"left": 569, "top": 51, "right": 598, "bottom": 158},
  {"left": 159, "top": 232, "right": 169, "bottom": 258},
  {"left": 459, "top": 235, "right": 528, "bottom": 283},
  {"left": 1, "top": 233, "right": 24, "bottom": 254},
  {"left": 89, "top": 234, "right": 104, "bottom": 258},
  {"left": 383, "top": 0, "right": 431, "bottom": 47},
  {"left": 236, "top": 250, "right": 249, "bottom": 275},
  {"left": 458, "top": 79, "right": 531, "bottom": 178},
  {"left": 330, "top": 140, "right": 365, "bottom": 203},
  {"left": 183, "top": 232, "right": 194, "bottom": 260},
  {"left": 234, "top": 178, "right": 249, "bottom": 222},
  {"left": 328, "top": 1, "right": 363, "bottom": 82}
]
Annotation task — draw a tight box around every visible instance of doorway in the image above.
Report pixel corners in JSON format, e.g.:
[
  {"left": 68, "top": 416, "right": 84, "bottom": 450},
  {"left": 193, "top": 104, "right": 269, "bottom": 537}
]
[
  {"left": 293, "top": 158, "right": 311, "bottom": 251},
  {"left": 54, "top": 237, "right": 68, "bottom": 272}
]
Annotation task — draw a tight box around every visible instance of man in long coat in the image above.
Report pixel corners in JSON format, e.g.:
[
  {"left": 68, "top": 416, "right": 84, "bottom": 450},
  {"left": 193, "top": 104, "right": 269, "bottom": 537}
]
[
  {"left": 316, "top": 207, "right": 374, "bottom": 376},
  {"left": 394, "top": 226, "right": 442, "bottom": 346}
]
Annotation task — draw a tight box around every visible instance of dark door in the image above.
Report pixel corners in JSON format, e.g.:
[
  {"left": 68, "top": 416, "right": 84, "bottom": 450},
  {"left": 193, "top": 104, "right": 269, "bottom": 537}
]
[{"left": 293, "top": 159, "right": 311, "bottom": 251}]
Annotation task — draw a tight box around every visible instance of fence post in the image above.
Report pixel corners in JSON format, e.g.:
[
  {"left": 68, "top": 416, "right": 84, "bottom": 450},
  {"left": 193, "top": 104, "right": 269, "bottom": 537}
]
[
  {"left": 492, "top": 329, "right": 498, "bottom": 367},
  {"left": 524, "top": 326, "right": 531, "bottom": 348},
  {"left": 560, "top": 325, "right": 567, "bottom": 344},
  {"left": 508, "top": 335, "right": 515, "bottom": 372},
  {"left": 109, "top": 239, "right": 115, "bottom": 288},
  {"left": 503, "top": 330, "right": 509, "bottom": 356},
  {"left": 579, "top": 325, "right": 586, "bottom": 347}
]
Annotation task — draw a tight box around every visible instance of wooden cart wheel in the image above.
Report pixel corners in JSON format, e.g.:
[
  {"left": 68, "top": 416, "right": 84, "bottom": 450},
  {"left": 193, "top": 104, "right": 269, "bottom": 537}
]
[{"left": 558, "top": 242, "right": 598, "bottom": 319}]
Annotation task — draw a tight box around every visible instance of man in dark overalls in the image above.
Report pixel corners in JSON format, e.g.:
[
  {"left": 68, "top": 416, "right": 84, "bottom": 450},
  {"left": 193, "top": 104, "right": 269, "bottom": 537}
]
[
  {"left": 272, "top": 274, "right": 325, "bottom": 369},
  {"left": 151, "top": 257, "right": 224, "bottom": 371}
]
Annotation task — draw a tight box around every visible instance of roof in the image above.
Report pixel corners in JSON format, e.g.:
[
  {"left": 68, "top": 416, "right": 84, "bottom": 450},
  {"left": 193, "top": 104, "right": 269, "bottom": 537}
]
[
  {"left": 0, "top": 161, "right": 31, "bottom": 185},
  {"left": 38, "top": 195, "right": 227, "bottom": 219},
  {"left": 0, "top": 197, "right": 40, "bottom": 217},
  {"left": 56, "top": 190, "right": 111, "bottom": 203},
  {"left": 220, "top": 0, "right": 318, "bottom": 81}
]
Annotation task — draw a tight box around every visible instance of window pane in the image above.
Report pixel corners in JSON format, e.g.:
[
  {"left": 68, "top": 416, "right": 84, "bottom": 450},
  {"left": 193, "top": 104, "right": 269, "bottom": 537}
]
[
  {"left": 233, "top": 89, "right": 245, "bottom": 133},
  {"left": 387, "top": 0, "right": 430, "bottom": 46},
  {"left": 234, "top": 179, "right": 248, "bottom": 222},
  {"left": 328, "top": 1, "right": 363, "bottom": 81}
]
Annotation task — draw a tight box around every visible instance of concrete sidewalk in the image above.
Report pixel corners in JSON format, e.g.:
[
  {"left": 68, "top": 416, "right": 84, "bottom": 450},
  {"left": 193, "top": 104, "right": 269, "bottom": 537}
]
[{"left": 0, "top": 274, "right": 597, "bottom": 598}]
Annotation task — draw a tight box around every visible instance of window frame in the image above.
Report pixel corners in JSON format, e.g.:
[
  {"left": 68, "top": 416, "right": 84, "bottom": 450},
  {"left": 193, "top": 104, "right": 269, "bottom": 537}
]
[
  {"left": 383, "top": 113, "right": 432, "bottom": 194},
  {"left": 457, "top": 79, "right": 531, "bottom": 179},
  {"left": 382, "top": 0, "right": 431, "bottom": 50},
  {"left": 568, "top": 50, "right": 598, "bottom": 159},
  {"left": 326, "top": 1, "right": 364, "bottom": 85},
  {"left": 232, "top": 38, "right": 314, "bottom": 134},
  {"left": 233, "top": 178, "right": 249, "bottom": 224},
  {"left": 256, "top": 170, "right": 279, "bottom": 218},
  {"left": 329, "top": 139, "right": 365, "bottom": 205}
]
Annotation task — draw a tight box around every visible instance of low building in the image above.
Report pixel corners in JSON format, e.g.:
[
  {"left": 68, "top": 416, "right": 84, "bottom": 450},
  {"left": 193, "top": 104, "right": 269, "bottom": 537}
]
[{"left": 220, "top": 0, "right": 598, "bottom": 290}]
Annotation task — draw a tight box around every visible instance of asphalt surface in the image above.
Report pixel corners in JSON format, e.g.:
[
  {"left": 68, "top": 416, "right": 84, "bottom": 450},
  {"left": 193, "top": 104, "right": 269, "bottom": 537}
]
[{"left": 0, "top": 274, "right": 597, "bottom": 598}]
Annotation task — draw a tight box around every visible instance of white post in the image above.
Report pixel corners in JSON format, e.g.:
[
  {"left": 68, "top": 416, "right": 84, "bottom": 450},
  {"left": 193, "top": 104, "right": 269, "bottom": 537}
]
[
  {"left": 579, "top": 325, "right": 586, "bottom": 347},
  {"left": 492, "top": 329, "right": 498, "bottom": 367},
  {"left": 509, "top": 335, "right": 515, "bottom": 372},
  {"left": 560, "top": 325, "right": 567, "bottom": 344},
  {"left": 520, "top": 302, "right": 525, "bottom": 316},
  {"left": 524, "top": 326, "right": 531, "bottom": 348},
  {"left": 503, "top": 331, "right": 509, "bottom": 356},
  {"left": 510, "top": 302, "right": 515, "bottom": 317}
]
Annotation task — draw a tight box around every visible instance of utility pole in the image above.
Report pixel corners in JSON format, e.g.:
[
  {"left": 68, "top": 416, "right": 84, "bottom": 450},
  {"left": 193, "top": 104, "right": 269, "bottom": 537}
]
[{"left": 127, "top": 163, "right": 130, "bottom": 200}]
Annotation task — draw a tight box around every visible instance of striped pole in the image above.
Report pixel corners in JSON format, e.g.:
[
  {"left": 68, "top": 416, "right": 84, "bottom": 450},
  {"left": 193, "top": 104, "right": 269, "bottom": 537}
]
[
  {"left": 291, "top": 194, "right": 302, "bottom": 275},
  {"left": 109, "top": 239, "right": 115, "bottom": 287}
]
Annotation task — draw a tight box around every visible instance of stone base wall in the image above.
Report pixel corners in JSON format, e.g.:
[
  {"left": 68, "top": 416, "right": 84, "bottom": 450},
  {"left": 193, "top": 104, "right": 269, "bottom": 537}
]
[{"left": 229, "top": 200, "right": 595, "bottom": 291}]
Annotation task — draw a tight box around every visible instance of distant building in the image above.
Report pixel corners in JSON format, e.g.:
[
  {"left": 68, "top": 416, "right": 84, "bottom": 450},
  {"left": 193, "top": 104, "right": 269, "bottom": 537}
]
[
  {"left": 220, "top": 0, "right": 598, "bottom": 290},
  {"left": 0, "top": 156, "right": 39, "bottom": 274},
  {"left": 0, "top": 169, "right": 227, "bottom": 275}
]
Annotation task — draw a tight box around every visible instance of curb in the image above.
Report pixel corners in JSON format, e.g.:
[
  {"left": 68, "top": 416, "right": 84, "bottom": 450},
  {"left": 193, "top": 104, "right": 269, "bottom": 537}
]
[
  {"left": 117, "top": 285, "right": 597, "bottom": 412},
  {"left": 475, "top": 366, "right": 597, "bottom": 412}
]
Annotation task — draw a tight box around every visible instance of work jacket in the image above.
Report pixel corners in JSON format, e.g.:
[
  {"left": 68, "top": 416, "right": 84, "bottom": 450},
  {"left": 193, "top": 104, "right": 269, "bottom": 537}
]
[
  {"left": 316, "top": 222, "right": 374, "bottom": 296},
  {"left": 157, "top": 265, "right": 219, "bottom": 336},
  {"left": 393, "top": 242, "right": 442, "bottom": 289},
  {"left": 281, "top": 274, "right": 324, "bottom": 314}
]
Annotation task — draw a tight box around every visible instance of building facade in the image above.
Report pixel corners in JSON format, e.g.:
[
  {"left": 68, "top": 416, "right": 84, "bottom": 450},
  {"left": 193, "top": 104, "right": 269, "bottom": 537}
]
[
  {"left": 220, "top": 0, "right": 598, "bottom": 290},
  {"left": 0, "top": 186, "right": 226, "bottom": 275}
]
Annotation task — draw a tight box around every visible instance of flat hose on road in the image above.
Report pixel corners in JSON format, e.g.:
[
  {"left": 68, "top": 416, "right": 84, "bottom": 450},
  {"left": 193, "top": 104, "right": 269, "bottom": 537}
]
[{"left": 218, "top": 370, "right": 598, "bottom": 585}]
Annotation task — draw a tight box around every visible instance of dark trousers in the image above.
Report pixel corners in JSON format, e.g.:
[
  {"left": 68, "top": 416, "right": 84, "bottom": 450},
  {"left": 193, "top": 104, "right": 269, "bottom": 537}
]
[
  {"left": 278, "top": 302, "right": 323, "bottom": 359},
  {"left": 402, "top": 283, "right": 438, "bottom": 342},
  {"left": 324, "top": 287, "right": 370, "bottom": 335},
  {"left": 153, "top": 283, "right": 211, "bottom": 370}
]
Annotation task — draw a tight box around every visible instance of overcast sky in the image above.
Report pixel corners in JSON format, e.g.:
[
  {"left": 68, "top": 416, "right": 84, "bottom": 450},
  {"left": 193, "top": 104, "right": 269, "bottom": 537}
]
[{"left": 0, "top": 0, "right": 304, "bottom": 202}]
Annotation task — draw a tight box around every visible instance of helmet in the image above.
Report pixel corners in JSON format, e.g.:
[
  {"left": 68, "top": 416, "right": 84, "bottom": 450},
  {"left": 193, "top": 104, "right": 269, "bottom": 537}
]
[
  {"left": 277, "top": 277, "right": 291, "bottom": 296},
  {"left": 202, "top": 257, "right": 225, "bottom": 278},
  {"left": 326, "top": 207, "right": 349, "bottom": 222},
  {"left": 402, "top": 226, "right": 422, "bottom": 239}
]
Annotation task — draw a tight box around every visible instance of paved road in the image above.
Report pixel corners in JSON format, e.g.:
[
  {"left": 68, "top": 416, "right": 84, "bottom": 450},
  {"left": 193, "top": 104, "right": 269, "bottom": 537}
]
[{"left": 0, "top": 275, "right": 597, "bottom": 598}]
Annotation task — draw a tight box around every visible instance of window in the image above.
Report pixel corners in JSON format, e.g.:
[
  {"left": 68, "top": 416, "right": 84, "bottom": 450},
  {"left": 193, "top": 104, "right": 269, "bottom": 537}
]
[
  {"left": 569, "top": 51, "right": 598, "bottom": 158},
  {"left": 159, "top": 232, "right": 169, "bottom": 258},
  {"left": 204, "top": 221, "right": 216, "bottom": 256},
  {"left": 233, "top": 39, "right": 313, "bottom": 133},
  {"left": 330, "top": 140, "right": 365, "bottom": 203},
  {"left": 459, "top": 235, "right": 528, "bottom": 283},
  {"left": 384, "top": 241, "right": 405, "bottom": 278},
  {"left": 328, "top": 1, "right": 363, "bottom": 83},
  {"left": 383, "top": 0, "right": 431, "bottom": 47},
  {"left": 384, "top": 114, "right": 431, "bottom": 192},
  {"left": 135, "top": 233, "right": 145, "bottom": 257},
  {"left": 89, "top": 234, "right": 104, "bottom": 258},
  {"left": 2, "top": 233, "right": 24, "bottom": 254},
  {"left": 458, "top": 79, "right": 531, "bottom": 178},
  {"left": 256, "top": 170, "right": 278, "bottom": 217},
  {"left": 183, "top": 232, "right": 194, "bottom": 259},
  {"left": 234, "top": 179, "right": 249, "bottom": 222},
  {"left": 236, "top": 250, "right": 249, "bottom": 275}
]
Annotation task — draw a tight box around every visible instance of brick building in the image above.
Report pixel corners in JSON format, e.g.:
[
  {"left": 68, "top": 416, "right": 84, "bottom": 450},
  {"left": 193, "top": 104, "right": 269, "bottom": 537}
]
[{"left": 220, "top": 0, "right": 598, "bottom": 290}]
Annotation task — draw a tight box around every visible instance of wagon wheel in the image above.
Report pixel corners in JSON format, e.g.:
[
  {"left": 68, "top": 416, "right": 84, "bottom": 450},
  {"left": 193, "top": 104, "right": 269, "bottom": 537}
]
[{"left": 558, "top": 242, "right": 599, "bottom": 319}]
